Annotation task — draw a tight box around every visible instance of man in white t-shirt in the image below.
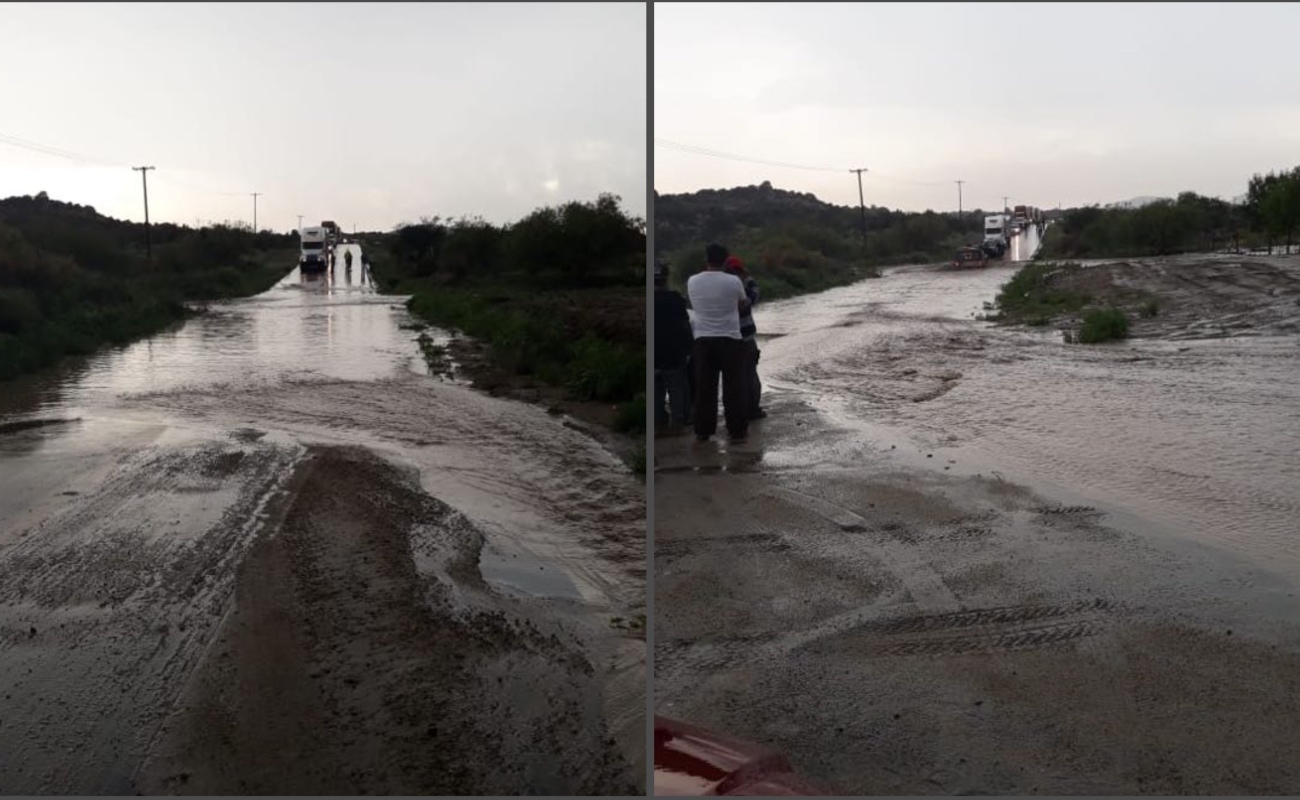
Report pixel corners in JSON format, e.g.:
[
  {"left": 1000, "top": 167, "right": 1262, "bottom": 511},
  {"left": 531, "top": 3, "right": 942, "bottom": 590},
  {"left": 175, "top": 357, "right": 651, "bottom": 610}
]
[{"left": 686, "top": 243, "right": 750, "bottom": 442}]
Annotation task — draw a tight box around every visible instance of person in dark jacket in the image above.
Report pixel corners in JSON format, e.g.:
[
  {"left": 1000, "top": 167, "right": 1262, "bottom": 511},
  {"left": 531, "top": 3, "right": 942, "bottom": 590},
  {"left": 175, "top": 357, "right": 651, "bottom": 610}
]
[
  {"left": 653, "top": 260, "right": 693, "bottom": 432},
  {"left": 724, "top": 255, "right": 765, "bottom": 420}
]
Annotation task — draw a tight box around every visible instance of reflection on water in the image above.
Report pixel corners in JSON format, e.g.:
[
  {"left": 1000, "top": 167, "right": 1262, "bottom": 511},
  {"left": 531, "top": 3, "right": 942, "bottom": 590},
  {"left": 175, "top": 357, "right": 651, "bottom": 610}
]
[
  {"left": 0, "top": 245, "right": 426, "bottom": 420},
  {"left": 760, "top": 263, "right": 1300, "bottom": 577}
]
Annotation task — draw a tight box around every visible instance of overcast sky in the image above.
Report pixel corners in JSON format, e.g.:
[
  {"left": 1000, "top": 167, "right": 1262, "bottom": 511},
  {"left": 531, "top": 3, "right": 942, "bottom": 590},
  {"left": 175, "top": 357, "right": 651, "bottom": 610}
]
[
  {"left": 654, "top": 2, "right": 1300, "bottom": 213},
  {"left": 0, "top": 2, "right": 645, "bottom": 232}
]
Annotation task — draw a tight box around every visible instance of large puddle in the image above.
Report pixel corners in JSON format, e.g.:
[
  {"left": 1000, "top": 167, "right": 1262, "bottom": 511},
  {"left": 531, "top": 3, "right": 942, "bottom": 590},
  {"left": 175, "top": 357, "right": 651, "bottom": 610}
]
[
  {"left": 0, "top": 246, "right": 618, "bottom": 604},
  {"left": 757, "top": 259, "right": 1300, "bottom": 581},
  {"left": 0, "top": 246, "right": 427, "bottom": 419}
]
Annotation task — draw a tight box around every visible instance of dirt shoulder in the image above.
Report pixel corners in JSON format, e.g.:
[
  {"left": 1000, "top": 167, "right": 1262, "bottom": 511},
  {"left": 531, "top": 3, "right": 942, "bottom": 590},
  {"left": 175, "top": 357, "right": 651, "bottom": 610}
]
[
  {"left": 654, "top": 393, "right": 1300, "bottom": 795},
  {"left": 137, "top": 445, "right": 639, "bottom": 795},
  {"left": 996, "top": 253, "right": 1300, "bottom": 340}
]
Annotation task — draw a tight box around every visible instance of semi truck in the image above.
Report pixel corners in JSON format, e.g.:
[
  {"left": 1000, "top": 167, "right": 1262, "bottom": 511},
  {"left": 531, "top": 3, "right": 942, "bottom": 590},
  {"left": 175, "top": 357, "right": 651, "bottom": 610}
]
[
  {"left": 982, "top": 214, "right": 1010, "bottom": 257},
  {"left": 299, "top": 226, "right": 329, "bottom": 274}
]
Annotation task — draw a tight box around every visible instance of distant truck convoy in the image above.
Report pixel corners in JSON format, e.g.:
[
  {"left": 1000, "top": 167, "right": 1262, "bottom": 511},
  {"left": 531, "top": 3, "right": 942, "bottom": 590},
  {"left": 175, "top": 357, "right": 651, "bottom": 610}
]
[
  {"left": 1012, "top": 205, "right": 1044, "bottom": 227},
  {"left": 321, "top": 221, "right": 340, "bottom": 247},
  {"left": 299, "top": 226, "right": 329, "bottom": 273}
]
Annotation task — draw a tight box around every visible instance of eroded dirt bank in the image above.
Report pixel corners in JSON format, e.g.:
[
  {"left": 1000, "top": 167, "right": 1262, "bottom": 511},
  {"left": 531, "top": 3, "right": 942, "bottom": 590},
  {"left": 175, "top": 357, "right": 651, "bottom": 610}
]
[
  {"left": 135, "top": 446, "right": 635, "bottom": 795},
  {"left": 655, "top": 254, "right": 1300, "bottom": 795},
  {"left": 1003, "top": 253, "right": 1300, "bottom": 339}
]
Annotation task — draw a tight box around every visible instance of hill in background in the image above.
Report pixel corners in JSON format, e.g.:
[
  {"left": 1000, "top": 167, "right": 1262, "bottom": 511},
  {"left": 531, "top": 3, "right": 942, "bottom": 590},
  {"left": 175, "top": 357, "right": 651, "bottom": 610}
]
[{"left": 655, "top": 181, "right": 994, "bottom": 299}]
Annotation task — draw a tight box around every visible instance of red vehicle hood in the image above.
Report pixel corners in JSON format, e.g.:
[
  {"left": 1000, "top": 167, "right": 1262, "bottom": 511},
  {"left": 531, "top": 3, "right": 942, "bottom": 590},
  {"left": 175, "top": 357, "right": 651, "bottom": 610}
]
[{"left": 653, "top": 715, "right": 833, "bottom": 796}]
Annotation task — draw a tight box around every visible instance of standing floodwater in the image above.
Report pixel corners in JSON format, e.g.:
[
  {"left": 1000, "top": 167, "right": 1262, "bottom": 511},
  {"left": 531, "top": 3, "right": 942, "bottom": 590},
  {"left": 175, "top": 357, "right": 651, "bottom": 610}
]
[
  {"left": 0, "top": 247, "right": 645, "bottom": 795},
  {"left": 757, "top": 259, "right": 1300, "bottom": 580},
  {"left": 655, "top": 254, "right": 1300, "bottom": 795}
]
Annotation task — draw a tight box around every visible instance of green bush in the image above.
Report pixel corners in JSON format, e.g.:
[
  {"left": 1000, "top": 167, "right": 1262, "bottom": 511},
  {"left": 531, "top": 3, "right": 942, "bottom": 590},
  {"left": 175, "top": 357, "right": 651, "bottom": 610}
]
[
  {"left": 612, "top": 392, "right": 646, "bottom": 435},
  {"left": 567, "top": 337, "right": 642, "bottom": 402},
  {"left": 1078, "top": 308, "right": 1129, "bottom": 343},
  {"left": 624, "top": 442, "right": 646, "bottom": 475}
]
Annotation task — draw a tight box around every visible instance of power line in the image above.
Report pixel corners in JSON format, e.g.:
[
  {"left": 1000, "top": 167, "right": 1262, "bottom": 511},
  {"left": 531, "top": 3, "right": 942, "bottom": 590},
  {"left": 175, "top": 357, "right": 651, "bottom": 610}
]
[
  {"left": 655, "top": 137, "right": 956, "bottom": 188},
  {"left": 654, "top": 138, "right": 844, "bottom": 173},
  {"left": 1, "top": 128, "right": 250, "bottom": 200},
  {"left": 0, "top": 130, "right": 126, "bottom": 168}
]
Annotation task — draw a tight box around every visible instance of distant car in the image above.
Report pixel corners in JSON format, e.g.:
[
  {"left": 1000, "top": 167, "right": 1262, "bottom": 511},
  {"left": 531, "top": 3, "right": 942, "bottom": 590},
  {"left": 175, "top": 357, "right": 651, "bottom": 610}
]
[
  {"left": 654, "top": 715, "right": 832, "bottom": 796},
  {"left": 952, "top": 246, "right": 988, "bottom": 269}
]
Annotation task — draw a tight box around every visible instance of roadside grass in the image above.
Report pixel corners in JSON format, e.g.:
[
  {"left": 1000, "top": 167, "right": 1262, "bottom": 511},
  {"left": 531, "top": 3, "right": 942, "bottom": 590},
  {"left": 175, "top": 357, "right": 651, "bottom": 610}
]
[
  {"left": 994, "top": 260, "right": 1154, "bottom": 345},
  {"left": 993, "top": 262, "right": 1092, "bottom": 322},
  {"left": 403, "top": 284, "right": 643, "bottom": 404},
  {"left": 416, "top": 332, "right": 453, "bottom": 378}
]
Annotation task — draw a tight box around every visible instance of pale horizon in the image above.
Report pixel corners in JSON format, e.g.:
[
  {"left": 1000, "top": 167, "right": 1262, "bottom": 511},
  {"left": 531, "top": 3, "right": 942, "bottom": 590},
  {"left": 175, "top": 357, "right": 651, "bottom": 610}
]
[
  {"left": 0, "top": 2, "right": 646, "bottom": 232},
  {"left": 654, "top": 2, "right": 1300, "bottom": 213}
]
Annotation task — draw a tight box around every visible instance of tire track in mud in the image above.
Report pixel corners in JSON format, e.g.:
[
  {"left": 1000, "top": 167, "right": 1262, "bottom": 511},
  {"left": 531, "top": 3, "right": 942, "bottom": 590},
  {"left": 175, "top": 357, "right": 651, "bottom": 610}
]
[
  {"left": 134, "top": 446, "right": 637, "bottom": 796},
  {"left": 0, "top": 439, "right": 304, "bottom": 794},
  {"left": 657, "top": 598, "right": 1123, "bottom": 684},
  {"left": 122, "top": 376, "right": 645, "bottom": 610},
  {"left": 762, "top": 486, "right": 959, "bottom": 612},
  {"left": 656, "top": 483, "right": 1123, "bottom": 685}
]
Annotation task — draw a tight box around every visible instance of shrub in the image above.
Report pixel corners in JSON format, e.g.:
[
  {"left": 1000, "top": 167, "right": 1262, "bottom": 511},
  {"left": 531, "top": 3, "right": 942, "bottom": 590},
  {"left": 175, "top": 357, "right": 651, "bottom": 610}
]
[
  {"left": 612, "top": 392, "right": 646, "bottom": 435},
  {"left": 624, "top": 442, "right": 646, "bottom": 475},
  {"left": 1077, "top": 308, "right": 1129, "bottom": 343}
]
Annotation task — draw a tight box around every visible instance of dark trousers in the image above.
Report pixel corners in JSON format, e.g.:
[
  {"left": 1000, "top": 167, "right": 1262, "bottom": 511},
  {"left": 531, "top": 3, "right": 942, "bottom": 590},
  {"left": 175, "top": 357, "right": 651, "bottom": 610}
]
[
  {"left": 692, "top": 337, "right": 747, "bottom": 439},
  {"left": 742, "top": 338, "right": 762, "bottom": 417},
  {"left": 654, "top": 363, "right": 690, "bottom": 428}
]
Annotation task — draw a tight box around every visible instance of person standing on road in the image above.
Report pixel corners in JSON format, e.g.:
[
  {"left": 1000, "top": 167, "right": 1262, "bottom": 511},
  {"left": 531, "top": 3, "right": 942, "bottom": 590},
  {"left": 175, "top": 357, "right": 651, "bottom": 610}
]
[
  {"left": 724, "top": 254, "right": 765, "bottom": 420},
  {"left": 687, "top": 243, "right": 750, "bottom": 442},
  {"left": 654, "top": 261, "right": 693, "bottom": 434}
]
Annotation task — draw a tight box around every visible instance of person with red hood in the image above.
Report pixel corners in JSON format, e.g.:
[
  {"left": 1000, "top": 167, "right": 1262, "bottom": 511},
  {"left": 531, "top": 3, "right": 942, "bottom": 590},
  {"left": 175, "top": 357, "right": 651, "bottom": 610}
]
[{"left": 724, "top": 254, "right": 765, "bottom": 420}]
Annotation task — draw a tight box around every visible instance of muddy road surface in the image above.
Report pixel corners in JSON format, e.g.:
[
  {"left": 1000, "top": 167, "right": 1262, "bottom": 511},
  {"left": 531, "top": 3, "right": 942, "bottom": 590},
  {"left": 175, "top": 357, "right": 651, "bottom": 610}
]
[
  {"left": 655, "top": 254, "right": 1300, "bottom": 795},
  {"left": 0, "top": 253, "right": 645, "bottom": 795}
]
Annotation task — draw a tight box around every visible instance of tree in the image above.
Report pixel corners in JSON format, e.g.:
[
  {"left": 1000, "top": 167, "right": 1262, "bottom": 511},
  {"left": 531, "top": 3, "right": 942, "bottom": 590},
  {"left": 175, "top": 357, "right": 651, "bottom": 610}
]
[{"left": 394, "top": 218, "right": 447, "bottom": 275}]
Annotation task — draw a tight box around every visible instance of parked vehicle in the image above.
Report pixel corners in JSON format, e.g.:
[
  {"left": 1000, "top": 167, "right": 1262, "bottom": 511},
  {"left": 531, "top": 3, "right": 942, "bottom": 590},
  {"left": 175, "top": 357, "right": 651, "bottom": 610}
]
[{"left": 654, "top": 715, "right": 830, "bottom": 796}]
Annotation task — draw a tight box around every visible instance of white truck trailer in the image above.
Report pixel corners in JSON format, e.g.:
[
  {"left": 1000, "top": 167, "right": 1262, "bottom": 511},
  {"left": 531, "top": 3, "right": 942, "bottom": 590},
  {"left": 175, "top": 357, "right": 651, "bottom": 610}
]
[{"left": 299, "top": 226, "right": 329, "bottom": 273}]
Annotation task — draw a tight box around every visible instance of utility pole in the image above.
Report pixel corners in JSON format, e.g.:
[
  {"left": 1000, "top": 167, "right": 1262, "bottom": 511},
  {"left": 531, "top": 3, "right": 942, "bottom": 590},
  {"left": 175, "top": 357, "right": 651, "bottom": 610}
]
[
  {"left": 955, "top": 179, "right": 965, "bottom": 216},
  {"left": 850, "top": 168, "right": 869, "bottom": 259},
  {"left": 132, "top": 166, "right": 155, "bottom": 260},
  {"left": 1003, "top": 195, "right": 1010, "bottom": 214},
  {"left": 251, "top": 192, "right": 262, "bottom": 234},
  {"left": 298, "top": 214, "right": 304, "bottom": 232}
]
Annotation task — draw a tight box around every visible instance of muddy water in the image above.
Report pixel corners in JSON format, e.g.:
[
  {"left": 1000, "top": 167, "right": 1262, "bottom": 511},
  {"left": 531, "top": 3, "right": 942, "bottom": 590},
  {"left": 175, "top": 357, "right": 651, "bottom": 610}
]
[
  {"left": 0, "top": 246, "right": 645, "bottom": 793},
  {"left": 757, "top": 261, "right": 1300, "bottom": 581}
]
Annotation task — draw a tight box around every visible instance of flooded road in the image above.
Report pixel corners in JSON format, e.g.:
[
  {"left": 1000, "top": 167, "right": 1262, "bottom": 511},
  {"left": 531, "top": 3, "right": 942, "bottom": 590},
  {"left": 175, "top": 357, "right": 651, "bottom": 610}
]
[
  {"left": 759, "top": 257, "right": 1300, "bottom": 578},
  {"left": 655, "top": 254, "right": 1300, "bottom": 795},
  {"left": 0, "top": 246, "right": 645, "bottom": 795}
]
